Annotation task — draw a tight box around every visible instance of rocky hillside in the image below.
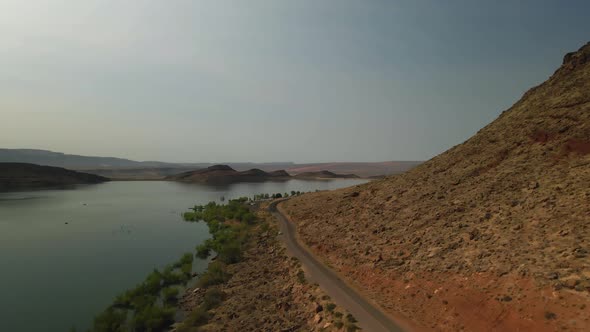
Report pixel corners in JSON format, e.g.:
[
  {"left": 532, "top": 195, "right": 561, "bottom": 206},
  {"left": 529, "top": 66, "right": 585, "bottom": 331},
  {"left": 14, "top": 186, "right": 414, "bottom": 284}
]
[
  {"left": 0, "top": 162, "right": 109, "bottom": 190},
  {"left": 281, "top": 42, "right": 590, "bottom": 331}
]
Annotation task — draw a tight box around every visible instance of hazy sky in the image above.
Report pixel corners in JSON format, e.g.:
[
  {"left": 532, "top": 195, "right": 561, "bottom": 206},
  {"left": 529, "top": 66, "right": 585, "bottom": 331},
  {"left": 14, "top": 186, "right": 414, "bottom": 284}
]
[{"left": 1, "top": 1, "right": 589, "bottom": 163}]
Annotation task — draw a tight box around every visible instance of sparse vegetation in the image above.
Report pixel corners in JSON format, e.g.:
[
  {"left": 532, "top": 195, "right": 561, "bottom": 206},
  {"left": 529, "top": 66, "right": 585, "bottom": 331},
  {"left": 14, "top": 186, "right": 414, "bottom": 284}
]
[
  {"left": 90, "top": 194, "right": 319, "bottom": 331},
  {"left": 90, "top": 250, "right": 194, "bottom": 332},
  {"left": 346, "top": 313, "right": 358, "bottom": 323},
  {"left": 326, "top": 302, "right": 336, "bottom": 312},
  {"left": 346, "top": 324, "right": 360, "bottom": 332},
  {"left": 203, "top": 288, "right": 225, "bottom": 309},
  {"left": 297, "top": 270, "right": 307, "bottom": 284},
  {"left": 162, "top": 287, "right": 179, "bottom": 304},
  {"left": 197, "top": 261, "right": 231, "bottom": 287}
]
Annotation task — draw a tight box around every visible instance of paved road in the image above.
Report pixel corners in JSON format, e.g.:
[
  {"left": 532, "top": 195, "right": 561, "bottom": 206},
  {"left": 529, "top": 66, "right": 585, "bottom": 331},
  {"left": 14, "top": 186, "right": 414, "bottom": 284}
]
[{"left": 269, "top": 200, "right": 405, "bottom": 332}]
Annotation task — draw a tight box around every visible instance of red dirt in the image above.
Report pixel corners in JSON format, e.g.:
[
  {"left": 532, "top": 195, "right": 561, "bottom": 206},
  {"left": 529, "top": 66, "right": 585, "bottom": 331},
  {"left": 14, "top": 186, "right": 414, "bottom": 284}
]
[{"left": 564, "top": 139, "right": 590, "bottom": 155}]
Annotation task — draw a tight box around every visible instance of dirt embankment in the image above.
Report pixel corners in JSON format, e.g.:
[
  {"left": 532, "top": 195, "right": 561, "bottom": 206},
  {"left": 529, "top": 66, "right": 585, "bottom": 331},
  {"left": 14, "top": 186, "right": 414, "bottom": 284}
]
[
  {"left": 178, "top": 205, "right": 362, "bottom": 331},
  {"left": 281, "top": 42, "right": 590, "bottom": 331}
]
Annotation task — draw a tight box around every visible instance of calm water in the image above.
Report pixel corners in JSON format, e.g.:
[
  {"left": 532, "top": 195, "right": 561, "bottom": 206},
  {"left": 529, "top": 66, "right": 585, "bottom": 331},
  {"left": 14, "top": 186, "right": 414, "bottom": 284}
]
[{"left": 0, "top": 179, "right": 366, "bottom": 332}]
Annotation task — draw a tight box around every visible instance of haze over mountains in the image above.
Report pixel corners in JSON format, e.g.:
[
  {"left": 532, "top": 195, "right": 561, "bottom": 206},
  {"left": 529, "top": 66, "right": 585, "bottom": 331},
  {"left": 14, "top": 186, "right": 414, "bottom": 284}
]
[
  {"left": 282, "top": 42, "right": 590, "bottom": 331},
  {"left": 0, "top": 149, "right": 420, "bottom": 178}
]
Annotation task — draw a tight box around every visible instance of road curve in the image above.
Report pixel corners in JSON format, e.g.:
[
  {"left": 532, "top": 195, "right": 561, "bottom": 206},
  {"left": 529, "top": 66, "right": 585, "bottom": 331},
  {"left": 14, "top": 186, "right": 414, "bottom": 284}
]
[{"left": 269, "top": 200, "right": 405, "bottom": 332}]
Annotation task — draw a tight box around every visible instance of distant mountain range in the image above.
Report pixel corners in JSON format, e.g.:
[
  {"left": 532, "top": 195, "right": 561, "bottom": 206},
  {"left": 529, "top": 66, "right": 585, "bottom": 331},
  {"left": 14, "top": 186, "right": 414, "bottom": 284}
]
[
  {"left": 280, "top": 41, "right": 590, "bottom": 331},
  {"left": 0, "top": 149, "right": 199, "bottom": 169},
  {"left": 0, "top": 149, "right": 421, "bottom": 178}
]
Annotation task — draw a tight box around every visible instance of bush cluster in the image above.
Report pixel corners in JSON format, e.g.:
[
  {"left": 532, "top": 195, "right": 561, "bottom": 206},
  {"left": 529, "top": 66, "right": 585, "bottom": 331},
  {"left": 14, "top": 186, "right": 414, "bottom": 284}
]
[{"left": 90, "top": 252, "right": 194, "bottom": 332}]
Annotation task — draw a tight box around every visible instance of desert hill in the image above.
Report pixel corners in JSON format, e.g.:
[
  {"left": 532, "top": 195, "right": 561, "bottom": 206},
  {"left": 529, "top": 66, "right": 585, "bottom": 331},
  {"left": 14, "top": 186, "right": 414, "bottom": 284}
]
[
  {"left": 293, "top": 170, "right": 359, "bottom": 179},
  {"left": 285, "top": 161, "right": 421, "bottom": 178},
  {"left": 0, "top": 163, "right": 109, "bottom": 191},
  {"left": 166, "top": 165, "right": 292, "bottom": 184},
  {"left": 281, "top": 42, "right": 590, "bottom": 331},
  {"left": 167, "top": 165, "right": 362, "bottom": 184}
]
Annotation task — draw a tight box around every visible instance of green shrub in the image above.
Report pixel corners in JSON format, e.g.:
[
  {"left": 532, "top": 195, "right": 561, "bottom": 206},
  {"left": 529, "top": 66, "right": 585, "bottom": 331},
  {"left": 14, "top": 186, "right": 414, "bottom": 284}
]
[
  {"left": 334, "top": 311, "right": 343, "bottom": 318},
  {"left": 202, "top": 288, "right": 225, "bottom": 310},
  {"left": 142, "top": 269, "right": 163, "bottom": 295},
  {"left": 218, "top": 243, "right": 242, "bottom": 264},
  {"left": 326, "top": 303, "right": 336, "bottom": 312},
  {"left": 179, "top": 252, "right": 194, "bottom": 265},
  {"left": 346, "top": 324, "right": 360, "bottom": 332},
  {"left": 183, "top": 212, "right": 197, "bottom": 221},
  {"left": 346, "top": 313, "right": 358, "bottom": 323},
  {"left": 92, "top": 308, "right": 127, "bottom": 332},
  {"left": 242, "top": 212, "right": 256, "bottom": 224},
  {"left": 296, "top": 270, "right": 306, "bottom": 284},
  {"left": 197, "top": 262, "right": 230, "bottom": 288},
  {"left": 132, "top": 304, "right": 175, "bottom": 331},
  {"left": 181, "top": 263, "right": 192, "bottom": 276},
  {"left": 162, "top": 287, "right": 179, "bottom": 304},
  {"left": 130, "top": 294, "right": 157, "bottom": 310},
  {"left": 161, "top": 268, "right": 186, "bottom": 286},
  {"left": 196, "top": 243, "right": 212, "bottom": 259},
  {"left": 179, "top": 306, "right": 209, "bottom": 329}
]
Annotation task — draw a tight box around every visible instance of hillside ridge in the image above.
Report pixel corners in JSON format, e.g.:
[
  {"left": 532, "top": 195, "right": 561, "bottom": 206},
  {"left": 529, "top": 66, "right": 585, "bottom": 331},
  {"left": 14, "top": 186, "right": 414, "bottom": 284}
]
[
  {"left": 282, "top": 41, "right": 590, "bottom": 331},
  {"left": 0, "top": 162, "right": 109, "bottom": 191}
]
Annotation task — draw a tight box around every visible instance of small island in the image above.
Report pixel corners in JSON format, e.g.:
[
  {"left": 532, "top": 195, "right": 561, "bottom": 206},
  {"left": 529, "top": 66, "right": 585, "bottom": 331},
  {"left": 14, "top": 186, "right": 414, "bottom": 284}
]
[
  {"left": 166, "top": 165, "right": 358, "bottom": 184},
  {"left": 293, "top": 170, "right": 359, "bottom": 180}
]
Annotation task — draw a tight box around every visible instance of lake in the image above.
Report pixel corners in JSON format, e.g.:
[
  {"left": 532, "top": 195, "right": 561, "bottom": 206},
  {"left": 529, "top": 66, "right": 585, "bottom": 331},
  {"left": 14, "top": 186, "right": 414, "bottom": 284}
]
[{"left": 0, "top": 179, "right": 366, "bottom": 332}]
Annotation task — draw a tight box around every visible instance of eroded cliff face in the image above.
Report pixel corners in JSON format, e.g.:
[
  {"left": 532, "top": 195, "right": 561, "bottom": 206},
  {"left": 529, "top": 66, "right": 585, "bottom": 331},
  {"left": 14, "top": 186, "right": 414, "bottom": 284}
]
[{"left": 282, "top": 42, "right": 590, "bottom": 331}]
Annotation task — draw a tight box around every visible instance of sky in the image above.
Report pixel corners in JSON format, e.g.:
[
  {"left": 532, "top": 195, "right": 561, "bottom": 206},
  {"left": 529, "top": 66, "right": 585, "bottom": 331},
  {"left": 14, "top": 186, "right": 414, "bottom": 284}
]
[{"left": 1, "top": 1, "right": 589, "bottom": 163}]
